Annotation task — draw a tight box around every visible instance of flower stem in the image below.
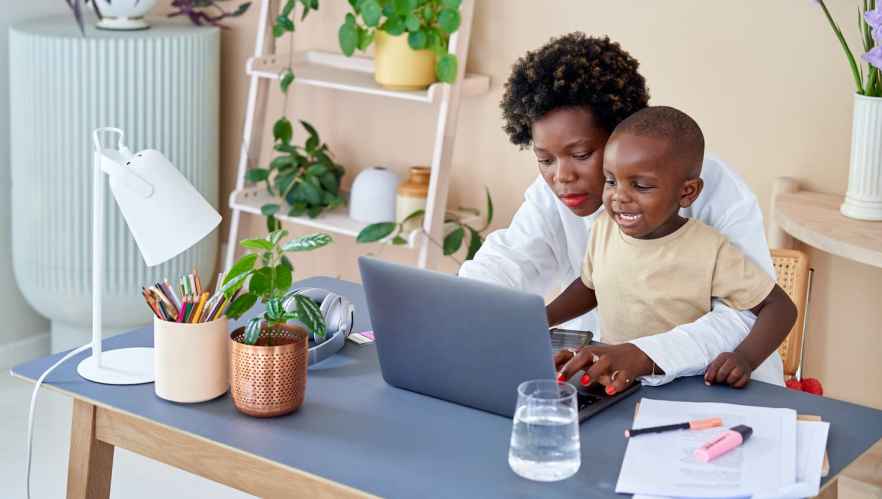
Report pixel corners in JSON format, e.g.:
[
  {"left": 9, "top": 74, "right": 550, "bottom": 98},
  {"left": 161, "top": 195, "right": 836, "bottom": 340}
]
[{"left": 818, "top": 0, "right": 865, "bottom": 94}]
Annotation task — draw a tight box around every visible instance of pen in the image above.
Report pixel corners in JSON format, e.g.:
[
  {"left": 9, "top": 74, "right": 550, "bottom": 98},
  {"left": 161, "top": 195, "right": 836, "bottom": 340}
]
[{"left": 625, "top": 417, "right": 722, "bottom": 437}]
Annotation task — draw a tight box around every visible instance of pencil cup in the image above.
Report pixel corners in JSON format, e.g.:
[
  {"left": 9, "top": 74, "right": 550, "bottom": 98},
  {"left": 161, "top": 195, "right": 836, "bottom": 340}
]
[{"left": 154, "top": 316, "right": 230, "bottom": 403}]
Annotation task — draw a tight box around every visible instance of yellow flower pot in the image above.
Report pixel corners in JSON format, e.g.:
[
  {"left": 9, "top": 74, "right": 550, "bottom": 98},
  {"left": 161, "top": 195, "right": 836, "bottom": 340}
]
[{"left": 374, "top": 30, "right": 436, "bottom": 91}]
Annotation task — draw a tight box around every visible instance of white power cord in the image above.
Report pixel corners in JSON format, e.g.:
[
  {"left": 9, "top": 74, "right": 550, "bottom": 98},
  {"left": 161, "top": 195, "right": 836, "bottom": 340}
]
[{"left": 25, "top": 344, "right": 91, "bottom": 499}]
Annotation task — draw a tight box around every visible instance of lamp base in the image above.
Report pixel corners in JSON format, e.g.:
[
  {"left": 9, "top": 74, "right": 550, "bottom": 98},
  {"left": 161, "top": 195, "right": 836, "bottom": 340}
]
[{"left": 77, "top": 347, "right": 154, "bottom": 385}]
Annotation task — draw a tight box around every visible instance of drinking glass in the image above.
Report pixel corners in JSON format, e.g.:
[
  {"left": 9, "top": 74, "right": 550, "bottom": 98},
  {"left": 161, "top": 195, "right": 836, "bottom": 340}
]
[{"left": 508, "top": 379, "right": 581, "bottom": 481}]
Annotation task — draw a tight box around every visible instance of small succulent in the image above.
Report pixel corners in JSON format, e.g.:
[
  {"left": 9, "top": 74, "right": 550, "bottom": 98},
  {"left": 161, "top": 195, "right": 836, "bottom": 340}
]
[{"left": 168, "top": 0, "right": 253, "bottom": 28}]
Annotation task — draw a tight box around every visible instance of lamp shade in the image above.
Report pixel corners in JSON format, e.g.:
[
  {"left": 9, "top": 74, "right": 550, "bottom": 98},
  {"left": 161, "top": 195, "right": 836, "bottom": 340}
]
[{"left": 101, "top": 148, "right": 221, "bottom": 267}]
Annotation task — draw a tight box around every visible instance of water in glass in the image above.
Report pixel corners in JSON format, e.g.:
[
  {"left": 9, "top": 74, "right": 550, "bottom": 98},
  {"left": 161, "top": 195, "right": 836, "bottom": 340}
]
[{"left": 508, "top": 380, "right": 581, "bottom": 481}]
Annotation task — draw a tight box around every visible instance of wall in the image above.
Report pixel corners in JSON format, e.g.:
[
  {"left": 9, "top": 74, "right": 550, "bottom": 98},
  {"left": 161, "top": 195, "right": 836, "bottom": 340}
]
[
  {"left": 159, "top": 0, "right": 882, "bottom": 410},
  {"left": 0, "top": 1, "right": 57, "bottom": 366}
]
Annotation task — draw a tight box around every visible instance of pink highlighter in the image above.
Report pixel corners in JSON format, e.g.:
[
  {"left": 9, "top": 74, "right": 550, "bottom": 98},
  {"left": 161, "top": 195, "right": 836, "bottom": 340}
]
[{"left": 694, "top": 425, "right": 753, "bottom": 462}]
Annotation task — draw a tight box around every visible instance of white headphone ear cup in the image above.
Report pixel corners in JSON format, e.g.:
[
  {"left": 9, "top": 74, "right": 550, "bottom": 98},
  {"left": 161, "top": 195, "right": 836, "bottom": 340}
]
[{"left": 319, "top": 292, "right": 343, "bottom": 335}]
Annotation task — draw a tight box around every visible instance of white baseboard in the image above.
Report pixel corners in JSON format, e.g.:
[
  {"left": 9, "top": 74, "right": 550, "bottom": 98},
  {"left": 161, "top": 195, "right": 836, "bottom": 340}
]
[{"left": 0, "top": 333, "right": 50, "bottom": 369}]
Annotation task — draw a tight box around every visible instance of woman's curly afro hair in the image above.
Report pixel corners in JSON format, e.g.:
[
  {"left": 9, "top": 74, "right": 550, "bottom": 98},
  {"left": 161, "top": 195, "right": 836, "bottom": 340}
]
[{"left": 501, "top": 33, "right": 650, "bottom": 148}]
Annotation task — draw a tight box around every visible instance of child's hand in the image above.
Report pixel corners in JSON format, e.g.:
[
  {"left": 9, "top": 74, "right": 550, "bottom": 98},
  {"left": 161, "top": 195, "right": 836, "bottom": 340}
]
[{"left": 705, "top": 352, "right": 752, "bottom": 388}]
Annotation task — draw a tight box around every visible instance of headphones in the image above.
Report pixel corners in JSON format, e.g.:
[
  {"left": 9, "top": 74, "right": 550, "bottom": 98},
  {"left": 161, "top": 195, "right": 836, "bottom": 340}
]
[{"left": 282, "top": 287, "right": 355, "bottom": 365}]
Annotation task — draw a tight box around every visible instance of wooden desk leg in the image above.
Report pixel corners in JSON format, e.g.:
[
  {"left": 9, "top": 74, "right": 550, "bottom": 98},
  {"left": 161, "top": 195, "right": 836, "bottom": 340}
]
[
  {"left": 67, "top": 400, "right": 114, "bottom": 499},
  {"left": 816, "top": 478, "right": 838, "bottom": 499}
]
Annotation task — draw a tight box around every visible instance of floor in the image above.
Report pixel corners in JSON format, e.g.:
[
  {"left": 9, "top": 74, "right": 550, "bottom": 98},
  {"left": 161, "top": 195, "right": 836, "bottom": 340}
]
[
  {"left": 2, "top": 370, "right": 880, "bottom": 499},
  {"left": 0, "top": 373, "right": 252, "bottom": 499}
]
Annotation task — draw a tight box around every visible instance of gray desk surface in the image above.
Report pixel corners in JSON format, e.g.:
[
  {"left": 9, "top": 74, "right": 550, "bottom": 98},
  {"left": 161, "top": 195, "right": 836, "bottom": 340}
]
[{"left": 12, "top": 277, "right": 882, "bottom": 499}]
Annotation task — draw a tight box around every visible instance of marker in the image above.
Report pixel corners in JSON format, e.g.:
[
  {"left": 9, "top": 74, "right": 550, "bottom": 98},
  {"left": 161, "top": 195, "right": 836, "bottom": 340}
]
[
  {"left": 694, "top": 425, "right": 753, "bottom": 462},
  {"left": 625, "top": 417, "right": 722, "bottom": 438}
]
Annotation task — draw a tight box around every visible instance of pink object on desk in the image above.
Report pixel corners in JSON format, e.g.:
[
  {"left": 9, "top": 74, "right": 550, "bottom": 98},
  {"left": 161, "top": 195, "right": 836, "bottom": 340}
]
[{"left": 694, "top": 425, "right": 753, "bottom": 462}]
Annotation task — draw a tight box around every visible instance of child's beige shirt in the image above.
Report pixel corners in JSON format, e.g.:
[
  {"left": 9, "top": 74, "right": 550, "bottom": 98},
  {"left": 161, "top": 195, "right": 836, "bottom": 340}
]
[{"left": 581, "top": 214, "right": 774, "bottom": 344}]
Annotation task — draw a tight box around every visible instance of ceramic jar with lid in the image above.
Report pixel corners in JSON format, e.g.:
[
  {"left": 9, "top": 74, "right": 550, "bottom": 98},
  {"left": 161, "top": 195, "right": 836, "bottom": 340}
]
[{"left": 396, "top": 167, "right": 431, "bottom": 231}]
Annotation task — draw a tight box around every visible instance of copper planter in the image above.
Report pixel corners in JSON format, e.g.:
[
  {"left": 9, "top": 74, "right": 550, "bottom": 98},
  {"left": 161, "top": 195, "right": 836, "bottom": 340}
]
[{"left": 230, "top": 323, "right": 308, "bottom": 417}]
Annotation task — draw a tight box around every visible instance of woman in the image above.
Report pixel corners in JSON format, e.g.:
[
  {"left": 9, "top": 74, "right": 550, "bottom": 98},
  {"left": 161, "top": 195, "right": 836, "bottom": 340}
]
[{"left": 459, "top": 33, "right": 784, "bottom": 392}]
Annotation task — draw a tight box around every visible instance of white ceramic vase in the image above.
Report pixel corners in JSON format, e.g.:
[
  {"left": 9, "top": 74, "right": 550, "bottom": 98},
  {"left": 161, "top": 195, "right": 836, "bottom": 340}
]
[
  {"left": 94, "top": 0, "right": 158, "bottom": 30},
  {"left": 841, "top": 94, "right": 882, "bottom": 221}
]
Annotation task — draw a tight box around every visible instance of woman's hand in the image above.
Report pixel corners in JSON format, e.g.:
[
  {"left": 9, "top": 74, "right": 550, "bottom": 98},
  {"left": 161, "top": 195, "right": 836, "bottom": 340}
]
[
  {"left": 554, "top": 343, "right": 657, "bottom": 395},
  {"left": 704, "top": 351, "right": 751, "bottom": 388}
]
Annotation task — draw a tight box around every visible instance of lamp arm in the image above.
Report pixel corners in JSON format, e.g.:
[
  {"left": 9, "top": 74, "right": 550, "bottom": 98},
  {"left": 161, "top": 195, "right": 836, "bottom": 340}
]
[{"left": 92, "top": 139, "right": 105, "bottom": 368}]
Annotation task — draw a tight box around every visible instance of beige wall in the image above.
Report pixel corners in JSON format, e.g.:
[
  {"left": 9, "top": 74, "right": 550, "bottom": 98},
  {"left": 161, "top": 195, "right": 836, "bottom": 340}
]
[{"left": 161, "top": 0, "right": 882, "bottom": 409}]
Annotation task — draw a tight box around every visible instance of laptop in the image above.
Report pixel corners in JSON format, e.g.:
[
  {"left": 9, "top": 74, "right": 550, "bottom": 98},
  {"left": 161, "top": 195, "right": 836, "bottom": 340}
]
[{"left": 358, "top": 257, "right": 638, "bottom": 421}]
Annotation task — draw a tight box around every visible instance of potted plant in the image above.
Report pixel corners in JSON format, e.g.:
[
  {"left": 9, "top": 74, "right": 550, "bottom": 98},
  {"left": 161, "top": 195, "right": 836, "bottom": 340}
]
[
  {"left": 222, "top": 229, "right": 333, "bottom": 417},
  {"left": 356, "top": 187, "right": 493, "bottom": 263},
  {"left": 246, "top": 119, "right": 346, "bottom": 227},
  {"left": 65, "top": 0, "right": 251, "bottom": 34},
  {"left": 338, "top": 0, "right": 463, "bottom": 89},
  {"left": 815, "top": 0, "right": 882, "bottom": 220}
]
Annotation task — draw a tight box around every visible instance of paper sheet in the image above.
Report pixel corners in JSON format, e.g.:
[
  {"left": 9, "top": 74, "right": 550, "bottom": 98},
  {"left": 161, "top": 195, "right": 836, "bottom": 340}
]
[
  {"left": 633, "top": 421, "right": 830, "bottom": 499},
  {"left": 616, "top": 399, "right": 797, "bottom": 498}
]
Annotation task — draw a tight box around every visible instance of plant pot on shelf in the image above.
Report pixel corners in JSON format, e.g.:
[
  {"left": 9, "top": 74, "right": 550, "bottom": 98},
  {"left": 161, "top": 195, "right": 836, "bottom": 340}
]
[
  {"left": 93, "top": 0, "right": 159, "bottom": 31},
  {"left": 374, "top": 31, "right": 436, "bottom": 91},
  {"left": 230, "top": 323, "right": 309, "bottom": 417},
  {"left": 841, "top": 94, "right": 882, "bottom": 221}
]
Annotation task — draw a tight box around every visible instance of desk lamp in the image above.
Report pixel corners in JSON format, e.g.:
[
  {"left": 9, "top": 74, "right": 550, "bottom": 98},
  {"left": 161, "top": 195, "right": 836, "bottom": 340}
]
[{"left": 76, "top": 127, "right": 221, "bottom": 384}]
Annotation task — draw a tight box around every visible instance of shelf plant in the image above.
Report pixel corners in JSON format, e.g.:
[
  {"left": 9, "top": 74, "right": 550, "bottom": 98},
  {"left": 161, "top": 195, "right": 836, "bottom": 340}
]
[
  {"left": 167, "top": 0, "right": 253, "bottom": 27},
  {"left": 338, "top": 0, "right": 463, "bottom": 83},
  {"left": 246, "top": 119, "right": 346, "bottom": 231},
  {"left": 356, "top": 187, "right": 492, "bottom": 263}
]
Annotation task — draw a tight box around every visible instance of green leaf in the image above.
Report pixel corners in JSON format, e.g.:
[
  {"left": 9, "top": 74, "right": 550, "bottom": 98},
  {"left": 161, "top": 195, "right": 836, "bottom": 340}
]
[
  {"left": 307, "top": 205, "right": 322, "bottom": 218},
  {"left": 224, "top": 253, "right": 257, "bottom": 288},
  {"left": 245, "top": 168, "right": 270, "bottom": 182},
  {"left": 281, "top": 0, "right": 295, "bottom": 17},
  {"left": 437, "top": 8, "right": 460, "bottom": 34},
  {"left": 392, "top": 235, "right": 407, "bottom": 245},
  {"left": 265, "top": 298, "right": 285, "bottom": 322},
  {"left": 394, "top": 0, "right": 411, "bottom": 15},
  {"left": 268, "top": 229, "right": 288, "bottom": 246},
  {"left": 441, "top": 0, "right": 461, "bottom": 8},
  {"left": 443, "top": 226, "right": 464, "bottom": 255},
  {"left": 273, "top": 117, "right": 293, "bottom": 143},
  {"left": 293, "top": 294, "right": 327, "bottom": 341},
  {"left": 356, "top": 222, "right": 397, "bottom": 243},
  {"left": 233, "top": 2, "right": 252, "bottom": 16},
  {"left": 248, "top": 267, "right": 274, "bottom": 297},
  {"left": 466, "top": 226, "right": 482, "bottom": 261},
  {"left": 436, "top": 53, "right": 457, "bottom": 83},
  {"left": 361, "top": 0, "right": 382, "bottom": 26},
  {"left": 483, "top": 186, "right": 494, "bottom": 229},
  {"left": 320, "top": 171, "right": 339, "bottom": 193},
  {"left": 280, "top": 68, "right": 295, "bottom": 93},
  {"left": 274, "top": 142, "right": 297, "bottom": 154},
  {"left": 405, "top": 13, "right": 420, "bottom": 32},
  {"left": 307, "top": 163, "right": 329, "bottom": 176},
  {"left": 408, "top": 30, "right": 427, "bottom": 50},
  {"left": 382, "top": 15, "right": 405, "bottom": 35},
  {"left": 274, "top": 264, "right": 293, "bottom": 292},
  {"left": 280, "top": 255, "right": 293, "bottom": 271},
  {"left": 261, "top": 203, "right": 280, "bottom": 217},
  {"left": 339, "top": 19, "right": 359, "bottom": 56},
  {"left": 423, "top": 4, "right": 433, "bottom": 20},
  {"left": 276, "top": 15, "right": 295, "bottom": 32},
  {"left": 241, "top": 238, "right": 274, "bottom": 251},
  {"left": 357, "top": 27, "right": 375, "bottom": 51},
  {"left": 242, "top": 316, "right": 262, "bottom": 344},
  {"left": 269, "top": 156, "right": 294, "bottom": 171},
  {"left": 299, "top": 181, "right": 322, "bottom": 205},
  {"left": 273, "top": 23, "right": 286, "bottom": 38},
  {"left": 227, "top": 294, "right": 258, "bottom": 321},
  {"left": 283, "top": 233, "right": 334, "bottom": 252},
  {"left": 266, "top": 215, "right": 281, "bottom": 233},
  {"left": 401, "top": 208, "right": 425, "bottom": 225},
  {"left": 288, "top": 202, "right": 307, "bottom": 217}
]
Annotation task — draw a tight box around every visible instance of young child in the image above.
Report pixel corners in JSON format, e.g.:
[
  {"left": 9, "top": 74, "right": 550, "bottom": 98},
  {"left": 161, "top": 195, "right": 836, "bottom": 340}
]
[{"left": 547, "top": 106, "right": 796, "bottom": 389}]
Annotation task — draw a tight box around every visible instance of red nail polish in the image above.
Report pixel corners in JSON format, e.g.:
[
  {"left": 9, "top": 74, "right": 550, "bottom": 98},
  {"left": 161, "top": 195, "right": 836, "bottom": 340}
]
[
  {"left": 580, "top": 374, "right": 591, "bottom": 386},
  {"left": 605, "top": 385, "right": 616, "bottom": 396},
  {"left": 557, "top": 373, "right": 566, "bottom": 383}
]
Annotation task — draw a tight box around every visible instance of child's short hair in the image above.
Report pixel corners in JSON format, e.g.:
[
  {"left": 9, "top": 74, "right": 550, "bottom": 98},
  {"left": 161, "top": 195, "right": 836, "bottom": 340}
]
[{"left": 613, "top": 106, "right": 705, "bottom": 178}]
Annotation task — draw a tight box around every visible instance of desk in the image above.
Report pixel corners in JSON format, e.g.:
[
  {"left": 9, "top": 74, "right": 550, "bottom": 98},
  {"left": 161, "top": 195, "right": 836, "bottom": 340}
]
[{"left": 12, "top": 277, "right": 882, "bottom": 498}]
